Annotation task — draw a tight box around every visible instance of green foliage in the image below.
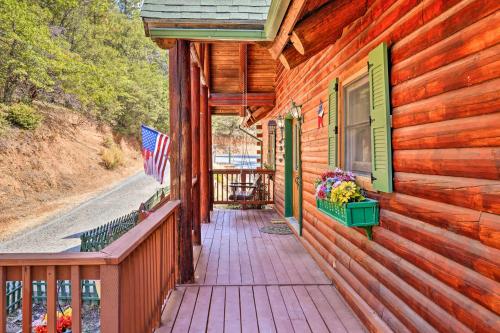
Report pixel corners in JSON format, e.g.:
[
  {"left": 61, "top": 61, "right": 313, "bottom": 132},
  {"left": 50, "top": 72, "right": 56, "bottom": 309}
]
[
  {"left": 6, "top": 103, "right": 42, "bottom": 129},
  {"left": 212, "top": 116, "right": 244, "bottom": 138},
  {"left": 103, "top": 136, "right": 115, "bottom": 148},
  {"left": 0, "top": 108, "right": 8, "bottom": 135},
  {"left": 0, "top": 0, "right": 168, "bottom": 138}
]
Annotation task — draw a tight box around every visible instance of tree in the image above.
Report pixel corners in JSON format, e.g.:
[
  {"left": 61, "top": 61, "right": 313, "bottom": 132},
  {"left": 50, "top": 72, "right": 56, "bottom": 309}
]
[
  {"left": 0, "top": 0, "right": 169, "bottom": 138},
  {"left": 0, "top": 1, "right": 57, "bottom": 103}
]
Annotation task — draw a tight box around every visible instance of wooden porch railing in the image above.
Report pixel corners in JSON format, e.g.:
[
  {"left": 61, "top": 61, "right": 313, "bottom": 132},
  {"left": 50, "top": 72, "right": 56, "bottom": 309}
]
[
  {"left": 211, "top": 169, "right": 275, "bottom": 205},
  {"left": 0, "top": 200, "right": 180, "bottom": 333}
]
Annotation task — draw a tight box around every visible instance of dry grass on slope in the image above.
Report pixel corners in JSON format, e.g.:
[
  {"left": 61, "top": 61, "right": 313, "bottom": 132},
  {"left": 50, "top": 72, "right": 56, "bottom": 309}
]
[{"left": 0, "top": 102, "right": 142, "bottom": 241}]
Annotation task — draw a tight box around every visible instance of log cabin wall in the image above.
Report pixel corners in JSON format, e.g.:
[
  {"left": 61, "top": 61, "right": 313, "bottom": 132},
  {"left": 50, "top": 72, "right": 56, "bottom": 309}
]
[{"left": 261, "top": 0, "right": 500, "bottom": 332}]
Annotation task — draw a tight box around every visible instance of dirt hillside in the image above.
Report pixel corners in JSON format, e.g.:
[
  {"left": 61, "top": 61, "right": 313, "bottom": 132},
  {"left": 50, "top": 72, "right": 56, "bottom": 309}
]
[{"left": 0, "top": 102, "right": 143, "bottom": 241}]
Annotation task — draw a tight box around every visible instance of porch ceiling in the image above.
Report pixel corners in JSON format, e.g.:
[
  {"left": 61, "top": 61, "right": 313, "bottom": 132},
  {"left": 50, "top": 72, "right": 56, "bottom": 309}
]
[{"left": 208, "top": 42, "right": 276, "bottom": 118}]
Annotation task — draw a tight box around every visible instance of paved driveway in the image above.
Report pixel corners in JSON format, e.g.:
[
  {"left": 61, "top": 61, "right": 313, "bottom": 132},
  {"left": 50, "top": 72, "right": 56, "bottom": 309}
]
[{"left": 0, "top": 172, "right": 160, "bottom": 253}]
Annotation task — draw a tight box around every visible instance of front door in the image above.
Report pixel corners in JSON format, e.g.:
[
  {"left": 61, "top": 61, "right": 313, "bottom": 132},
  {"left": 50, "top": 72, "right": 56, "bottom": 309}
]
[{"left": 292, "top": 119, "right": 300, "bottom": 220}]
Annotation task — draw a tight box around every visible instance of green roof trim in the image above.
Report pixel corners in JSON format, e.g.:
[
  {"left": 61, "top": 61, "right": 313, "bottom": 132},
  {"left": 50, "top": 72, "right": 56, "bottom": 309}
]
[
  {"left": 149, "top": 28, "right": 266, "bottom": 41},
  {"left": 264, "top": 0, "right": 291, "bottom": 40},
  {"left": 142, "top": 0, "right": 290, "bottom": 42}
]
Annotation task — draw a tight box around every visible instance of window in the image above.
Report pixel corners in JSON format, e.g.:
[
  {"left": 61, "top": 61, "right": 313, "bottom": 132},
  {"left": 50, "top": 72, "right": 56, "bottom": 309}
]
[{"left": 344, "top": 75, "right": 371, "bottom": 175}]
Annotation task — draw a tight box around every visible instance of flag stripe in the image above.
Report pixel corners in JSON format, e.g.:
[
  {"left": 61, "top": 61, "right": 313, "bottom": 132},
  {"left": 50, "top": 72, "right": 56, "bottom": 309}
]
[{"left": 141, "top": 125, "right": 170, "bottom": 184}]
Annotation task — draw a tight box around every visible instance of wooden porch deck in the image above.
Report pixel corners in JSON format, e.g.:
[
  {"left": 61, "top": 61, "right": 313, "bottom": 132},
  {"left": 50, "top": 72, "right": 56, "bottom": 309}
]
[{"left": 158, "top": 209, "right": 366, "bottom": 332}]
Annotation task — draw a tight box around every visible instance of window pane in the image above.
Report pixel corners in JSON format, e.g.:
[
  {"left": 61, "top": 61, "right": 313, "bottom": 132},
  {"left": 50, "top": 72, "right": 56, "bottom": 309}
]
[{"left": 345, "top": 75, "right": 371, "bottom": 174}]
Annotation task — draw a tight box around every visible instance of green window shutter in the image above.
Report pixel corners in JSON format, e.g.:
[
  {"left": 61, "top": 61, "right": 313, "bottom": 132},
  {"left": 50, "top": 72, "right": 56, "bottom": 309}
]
[
  {"left": 328, "top": 78, "right": 339, "bottom": 169},
  {"left": 368, "top": 42, "right": 393, "bottom": 193}
]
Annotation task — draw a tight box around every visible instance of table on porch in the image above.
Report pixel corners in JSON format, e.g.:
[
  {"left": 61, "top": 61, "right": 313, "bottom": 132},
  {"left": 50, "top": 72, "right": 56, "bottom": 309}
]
[{"left": 157, "top": 209, "right": 366, "bottom": 332}]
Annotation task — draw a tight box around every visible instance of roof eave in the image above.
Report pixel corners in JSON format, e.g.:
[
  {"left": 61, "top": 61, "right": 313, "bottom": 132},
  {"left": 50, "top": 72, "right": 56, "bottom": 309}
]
[
  {"left": 148, "top": 28, "right": 267, "bottom": 42},
  {"left": 142, "top": 0, "right": 291, "bottom": 42}
]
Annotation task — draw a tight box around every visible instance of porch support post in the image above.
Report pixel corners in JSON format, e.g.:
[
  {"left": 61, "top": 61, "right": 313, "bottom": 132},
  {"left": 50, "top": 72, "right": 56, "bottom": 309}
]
[
  {"left": 200, "top": 44, "right": 210, "bottom": 223},
  {"left": 191, "top": 53, "right": 201, "bottom": 245},
  {"left": 208, "top": 109, "right": 213, "bottom": 211},
  {"left": 200, "top": 86, "right": 210, "bottom": 223},
  {"left": 169, "top": 39, "right": 194, "bottom": 283}
]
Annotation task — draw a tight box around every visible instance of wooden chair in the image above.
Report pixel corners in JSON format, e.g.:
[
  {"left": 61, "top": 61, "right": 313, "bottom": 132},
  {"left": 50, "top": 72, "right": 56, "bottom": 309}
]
[{"left": 229, "top": 175, "right": 264, "bottom": 208}]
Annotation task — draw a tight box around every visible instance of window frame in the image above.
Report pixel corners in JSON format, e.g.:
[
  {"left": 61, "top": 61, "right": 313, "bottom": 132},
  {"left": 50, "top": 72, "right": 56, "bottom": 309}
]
[
  {"left": 338, "top": 63, "right": 374, "bottom": 191},
  {"left": 343, "top": 74, "right": 371, "bottom": 176}
]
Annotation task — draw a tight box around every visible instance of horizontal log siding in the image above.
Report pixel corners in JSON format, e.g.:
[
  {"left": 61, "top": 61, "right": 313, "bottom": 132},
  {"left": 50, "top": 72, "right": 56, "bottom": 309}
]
[{"left": 262, "top": 0, "right": 500, "bottom": 332}]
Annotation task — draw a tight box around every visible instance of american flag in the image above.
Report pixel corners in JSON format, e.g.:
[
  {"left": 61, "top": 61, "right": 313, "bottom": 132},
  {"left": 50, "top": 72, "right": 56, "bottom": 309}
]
[{"left": 141, "top": 125, "right": 170, "bottom": 184}]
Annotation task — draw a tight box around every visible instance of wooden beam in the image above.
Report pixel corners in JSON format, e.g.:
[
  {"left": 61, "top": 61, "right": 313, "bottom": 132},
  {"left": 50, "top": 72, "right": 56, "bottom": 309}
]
[
  {"left": 191, "top": 58, "right": 201, "bottom": 246},
  {"left": 246, "top": 107, "right": 272, "bottom": 127},
  {"left": 268, "top": 0, "right": 308, "bottom": 59},
  {"left": 209, "top": 92, "right": 275, "bottom": 107},
  {"left": 280, "top": 0, "right": 368, "bottom": 69},
  {"left": 203, "top": 43, "right": 210, "bottom": 91},
  {"left": 169, "top": 39, "right": 194, "bottom": 283},
  {"left": 190, "top": 43, "right": 208, "bottom": 87},
  {"left": 154, "top": 38, "right": 177, "bottom": 49},
  {"left": 279, "top": 45, "right": 308, "bottom": 70},
  {"left": 239, "top": 43, "right": 248, "bottom": 116}
]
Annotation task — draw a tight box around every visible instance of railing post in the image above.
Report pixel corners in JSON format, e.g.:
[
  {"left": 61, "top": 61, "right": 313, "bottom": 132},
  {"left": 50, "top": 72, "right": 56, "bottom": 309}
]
[
  {"left": 71, "top": 266, "right": 82, "bottom": 333},
  {"left": 100, "top": 265, "right": 120, "bottom": 333},
  {"left": 22, "top": 266, "right": 32, "bottom": 333},
  {"left": 47, "top": 266, "right": 57, "bottom": 333}
]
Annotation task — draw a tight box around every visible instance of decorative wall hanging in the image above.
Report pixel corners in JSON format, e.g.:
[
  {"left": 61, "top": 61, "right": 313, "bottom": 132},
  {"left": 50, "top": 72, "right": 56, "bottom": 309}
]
[{"left": 317, "top": 99, "right": 324, "bottom": 128}]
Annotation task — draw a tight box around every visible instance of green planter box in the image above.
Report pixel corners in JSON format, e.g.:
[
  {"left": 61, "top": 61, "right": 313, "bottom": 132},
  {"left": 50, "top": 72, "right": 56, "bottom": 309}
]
[{"left": 316, "top": 198, "right": 379, "bottom": 239}]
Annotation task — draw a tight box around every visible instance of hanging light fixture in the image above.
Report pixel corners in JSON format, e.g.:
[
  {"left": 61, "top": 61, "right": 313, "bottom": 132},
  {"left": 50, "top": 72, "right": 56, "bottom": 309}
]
[
  {"left": 290, "top": 100, "right": 303, "bottom": 120},
  {"left": 276, "top": 114, "right": 284, "bottom": 143}
]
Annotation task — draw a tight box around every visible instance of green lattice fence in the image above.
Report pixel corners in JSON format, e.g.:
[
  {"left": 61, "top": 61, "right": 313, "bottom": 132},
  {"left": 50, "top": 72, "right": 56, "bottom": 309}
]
[
  {"left": 80, "top": 210, "right": 139, "bottom": 252},
  {"left": 143, "top": 186, "right": 169, "bottom": 211},
  {"left": 5, "top": 280, "right": 99, "bottom": 314}
]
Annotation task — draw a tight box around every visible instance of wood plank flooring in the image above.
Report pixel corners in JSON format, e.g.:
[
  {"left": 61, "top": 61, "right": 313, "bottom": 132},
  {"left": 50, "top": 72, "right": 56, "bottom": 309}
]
[{"left": 157, "top": 209, "right": 366, "bottom": 333}]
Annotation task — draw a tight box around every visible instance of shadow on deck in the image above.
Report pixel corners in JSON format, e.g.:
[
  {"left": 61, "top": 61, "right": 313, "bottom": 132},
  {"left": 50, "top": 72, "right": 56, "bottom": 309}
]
[{"left": 157, "top": 209, "right": 366, "bottom": 332}]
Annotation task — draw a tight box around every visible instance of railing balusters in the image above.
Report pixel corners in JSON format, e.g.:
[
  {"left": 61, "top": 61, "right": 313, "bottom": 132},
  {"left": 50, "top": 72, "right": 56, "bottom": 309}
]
[
  {"left": 0, "top": 200, "right": 179, "bottom": 333},
  {"left": 210, "top": 169, "right": 275, "bottom": 205}
]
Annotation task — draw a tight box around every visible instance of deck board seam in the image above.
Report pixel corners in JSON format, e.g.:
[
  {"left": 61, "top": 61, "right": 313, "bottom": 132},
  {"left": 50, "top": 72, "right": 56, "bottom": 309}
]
[{"left": 175, "top": 283, "right": 334, "bottom": 287}]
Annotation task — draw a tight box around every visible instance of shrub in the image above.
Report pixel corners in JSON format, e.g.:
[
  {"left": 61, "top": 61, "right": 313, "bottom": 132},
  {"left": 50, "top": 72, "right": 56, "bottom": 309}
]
[
  {"left": 6, "top": 103, "right": 43, "bottom": 130},
  {"left": 103, "top": 136, "right": 114, "bottom": 148},
  {"left": 0, "top": 109, "right": 8, "bottom": 135},
  {"left": 101, "top": 144, "right": 124, "bottom": 170}
]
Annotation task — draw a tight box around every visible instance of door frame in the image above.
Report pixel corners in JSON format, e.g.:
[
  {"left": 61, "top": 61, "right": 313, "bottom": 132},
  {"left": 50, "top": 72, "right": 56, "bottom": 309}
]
[{"left": 284, "top": 116, "right": 303, "bottom": 235}]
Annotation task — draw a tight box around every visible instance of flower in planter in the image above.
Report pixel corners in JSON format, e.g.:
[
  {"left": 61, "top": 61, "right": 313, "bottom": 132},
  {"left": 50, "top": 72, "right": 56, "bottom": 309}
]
[
  {"left": 34, "top": 307, "right": 72, "bottom": 333},
  {"left": 315, "top": 168, "right": 364, "bottom": 204},
  {"left": 330, "top": 181, "right": 365, "bottom": 204}
]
